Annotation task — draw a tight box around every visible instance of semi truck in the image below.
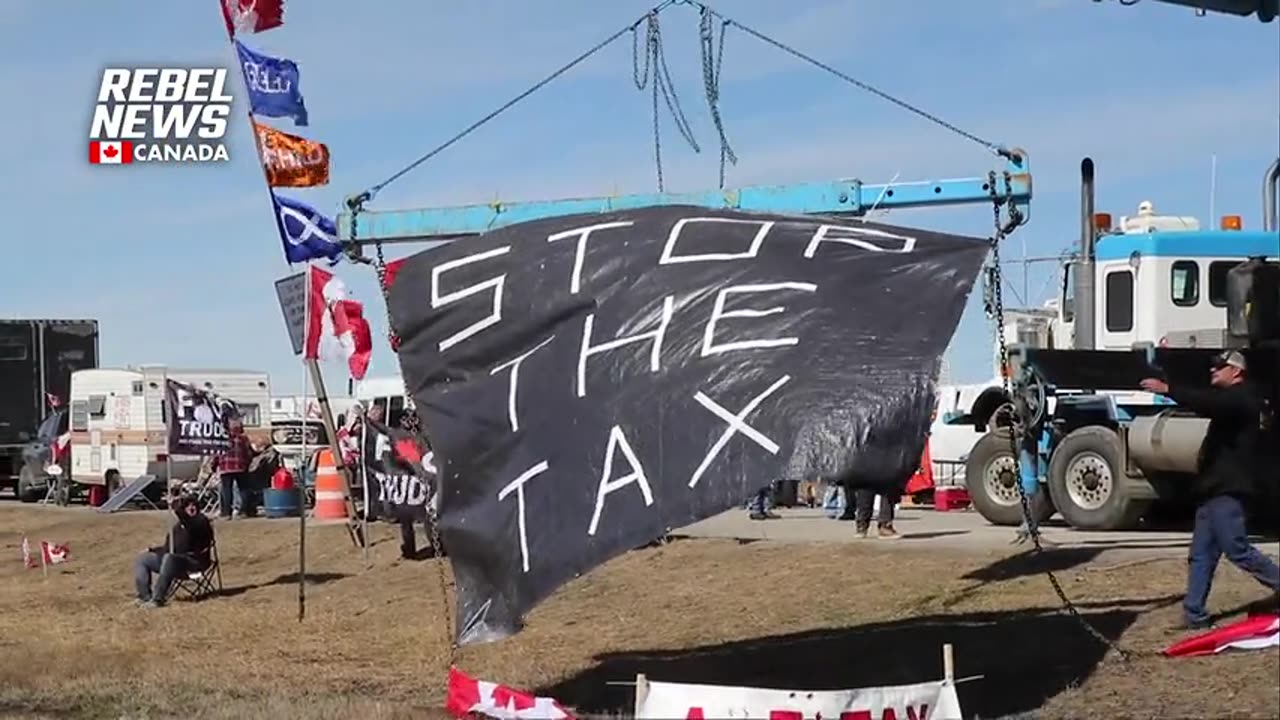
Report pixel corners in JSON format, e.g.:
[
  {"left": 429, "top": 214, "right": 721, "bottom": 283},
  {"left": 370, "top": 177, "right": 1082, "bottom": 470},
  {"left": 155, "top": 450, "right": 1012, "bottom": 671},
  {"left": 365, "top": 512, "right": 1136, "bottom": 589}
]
[
  {"left": 0, "top": 319, "right": 100, "bottom": 501},
  {"left": 956, "top": 158, "right": 1279, "bottom": 531}
]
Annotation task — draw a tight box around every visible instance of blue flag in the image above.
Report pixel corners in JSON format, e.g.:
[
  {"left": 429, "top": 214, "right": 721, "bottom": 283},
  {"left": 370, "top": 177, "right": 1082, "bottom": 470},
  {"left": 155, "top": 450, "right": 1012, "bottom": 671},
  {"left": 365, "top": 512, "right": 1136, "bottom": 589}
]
[
  {"left": 272, "top": 193, "right": 343, "bottom": 265},
  {"left": 235, "top": 40, "right": 309, "bottom": 126}
]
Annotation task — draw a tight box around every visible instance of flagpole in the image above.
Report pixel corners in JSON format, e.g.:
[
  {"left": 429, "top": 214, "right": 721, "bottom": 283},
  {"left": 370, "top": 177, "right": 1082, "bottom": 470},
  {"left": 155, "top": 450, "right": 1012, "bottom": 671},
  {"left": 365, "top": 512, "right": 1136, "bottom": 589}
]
[
  {"left": 299, "top": 262, "right": 309, "bottom": 622},
  {"left": 360, "top": 414, "right": 370, "bottom": 568},
  {"left": 164, "top": 380, "right": 175, "bottom": 561},
  {"left": 220, "top": 7, "right": 311, "bottom": 620}
]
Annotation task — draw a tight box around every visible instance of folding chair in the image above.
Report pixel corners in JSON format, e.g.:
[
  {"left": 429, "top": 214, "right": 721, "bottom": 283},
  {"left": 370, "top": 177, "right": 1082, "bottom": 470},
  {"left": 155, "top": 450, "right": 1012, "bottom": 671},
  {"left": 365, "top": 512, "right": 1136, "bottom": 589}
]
[{"left": 165, "top": 542, "right": 223, "bottom": 603}]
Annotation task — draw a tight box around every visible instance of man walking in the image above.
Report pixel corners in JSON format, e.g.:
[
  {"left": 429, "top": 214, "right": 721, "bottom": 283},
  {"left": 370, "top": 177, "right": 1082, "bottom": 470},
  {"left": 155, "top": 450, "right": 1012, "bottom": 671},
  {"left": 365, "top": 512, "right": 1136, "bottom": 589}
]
[{"left": 1141, "top": 350, "right": 1280, "bottom": 629}]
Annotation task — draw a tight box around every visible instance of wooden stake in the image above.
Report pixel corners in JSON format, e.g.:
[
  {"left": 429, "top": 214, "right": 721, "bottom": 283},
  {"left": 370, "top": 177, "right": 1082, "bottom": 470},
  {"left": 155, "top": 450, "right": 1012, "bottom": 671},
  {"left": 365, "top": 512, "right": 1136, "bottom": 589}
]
[{"left": 942, "top": 643, "right": 955, "bottom": 683}]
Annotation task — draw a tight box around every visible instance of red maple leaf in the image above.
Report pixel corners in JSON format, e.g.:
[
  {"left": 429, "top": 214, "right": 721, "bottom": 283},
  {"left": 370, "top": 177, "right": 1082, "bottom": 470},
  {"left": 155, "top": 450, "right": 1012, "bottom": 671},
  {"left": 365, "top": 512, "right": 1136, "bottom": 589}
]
[{"left": 103, "top": 144, "right": 118, "bottom": 158}]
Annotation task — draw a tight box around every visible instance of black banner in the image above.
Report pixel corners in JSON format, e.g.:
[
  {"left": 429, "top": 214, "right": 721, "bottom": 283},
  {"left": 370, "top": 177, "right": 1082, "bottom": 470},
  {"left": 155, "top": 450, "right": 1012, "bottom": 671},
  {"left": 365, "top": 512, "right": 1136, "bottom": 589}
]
[
  {"left": 165, "top": 379, "right": 238, "bottom": 456},
  {"left": 363, "top": 421, "right": 437, "bottom": 515},
  {"left": 387, "top": 205, "right": 989, "bottom": 645}
]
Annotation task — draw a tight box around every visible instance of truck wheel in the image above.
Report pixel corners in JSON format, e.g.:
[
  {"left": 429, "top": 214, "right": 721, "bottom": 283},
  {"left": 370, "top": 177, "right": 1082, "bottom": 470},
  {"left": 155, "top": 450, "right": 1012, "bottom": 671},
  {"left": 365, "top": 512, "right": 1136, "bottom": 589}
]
[
  {"left": 17, "top": 466, "right": 42, "bottom": 503},
  {"left": 1047, "top": 426, "right": 1148, "bottom": 531},
  {"left": 965, "top": 429, "right": 1055, "bottom": 526}
]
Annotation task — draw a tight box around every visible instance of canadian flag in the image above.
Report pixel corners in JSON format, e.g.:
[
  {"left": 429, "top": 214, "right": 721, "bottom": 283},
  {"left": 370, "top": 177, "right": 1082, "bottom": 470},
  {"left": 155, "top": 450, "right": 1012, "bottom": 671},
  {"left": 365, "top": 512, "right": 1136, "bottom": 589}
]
[
  {"left": 22, "top": 537, "right": 37, "bottom": 569},
  {"left": 305, "top": 265, "right": 373, "bottom": 380},
  {"left": 89, "top": 141, "right": 133, "bottom": 165},
  {"left": 41, "top": 541, "right": 70, "bottom": 565},
  {"left": 445, "top": 667, "right": 574, "bottom": 720},
  {"left": 220, "top": 0, "right": 284, "bottom": 37},
  {"left": 1163, "top": 612, "right": 1280, "bottom": 657}
]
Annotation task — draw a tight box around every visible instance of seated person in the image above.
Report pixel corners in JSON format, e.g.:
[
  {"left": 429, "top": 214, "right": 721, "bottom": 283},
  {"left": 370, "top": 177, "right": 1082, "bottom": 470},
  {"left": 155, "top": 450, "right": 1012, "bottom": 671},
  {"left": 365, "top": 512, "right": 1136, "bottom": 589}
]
[{"left": 133, "top": 493, "right": 214, "bottom": 608}]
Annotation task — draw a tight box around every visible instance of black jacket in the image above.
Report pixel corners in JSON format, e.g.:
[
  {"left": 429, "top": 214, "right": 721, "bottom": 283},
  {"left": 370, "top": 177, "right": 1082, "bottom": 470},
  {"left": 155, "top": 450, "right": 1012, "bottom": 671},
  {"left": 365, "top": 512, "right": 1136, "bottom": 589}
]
[
  {"left": 1164, "top": 380, "right": 1263, "bottom": 500},
  {"left": 150, "top": 510, "right": 215, "bottom": 570}
]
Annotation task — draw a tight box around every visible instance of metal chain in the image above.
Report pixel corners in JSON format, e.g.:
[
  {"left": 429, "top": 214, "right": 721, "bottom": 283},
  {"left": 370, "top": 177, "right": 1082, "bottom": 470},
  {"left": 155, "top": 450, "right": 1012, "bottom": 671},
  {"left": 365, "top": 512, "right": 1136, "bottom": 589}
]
[
  {"left": 632, "top": 11, "right": 701, "bottom": 191},
  {"left": 698, "top": 8, "right": 736, "bottom": 189},
  {"left": 350, "top": 201, "right": 458, "bottom": 663},
  {"left": 987, "top": 179, "right": 1131, "bottom": 662},
  {"left": 361, "top": 1, "right": 679, "bottom": 200},
  {"left": 694, "top": 2, "right": 1008, "bottom": 159}
]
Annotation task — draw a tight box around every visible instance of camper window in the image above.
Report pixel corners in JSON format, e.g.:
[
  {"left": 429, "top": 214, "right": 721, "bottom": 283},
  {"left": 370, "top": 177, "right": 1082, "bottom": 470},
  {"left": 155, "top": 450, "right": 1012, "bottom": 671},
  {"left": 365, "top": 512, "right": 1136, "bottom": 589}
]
[
  {"left": 1105, "top": 270, "right": 1134, "bottom": 332},
  {"left": 131, "top": 381, "right": 144, "bottom": 395},
  {"left": 238, "top": 404, "right": 262, "bottom": 427},
  {"left": 1170, "top": 260, "right": 1199, "bottom": 307},
  {"left": 87, "top": 395, "right": 107, "bottom": 417},
  {"left": 71, "top": 401, "right": 88, "bottom": 431}
]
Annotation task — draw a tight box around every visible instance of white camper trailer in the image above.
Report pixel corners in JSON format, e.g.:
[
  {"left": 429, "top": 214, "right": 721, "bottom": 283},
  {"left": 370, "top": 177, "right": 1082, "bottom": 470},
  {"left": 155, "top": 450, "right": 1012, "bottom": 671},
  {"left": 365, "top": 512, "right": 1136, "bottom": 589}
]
[{"left": 68, "top": 366, "right": 271, "bottom": 487}]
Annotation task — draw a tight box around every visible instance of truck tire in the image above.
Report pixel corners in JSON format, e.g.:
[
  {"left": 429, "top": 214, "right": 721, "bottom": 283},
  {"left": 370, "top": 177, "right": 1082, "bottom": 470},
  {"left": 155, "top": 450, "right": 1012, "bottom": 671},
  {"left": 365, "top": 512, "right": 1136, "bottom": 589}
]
[
  {"left": 965, "top": 429, "right": 1055, "bottom": 526},
  {"left": 1047, "top": 425, "right": 1148, "bottom": 531},
  {"left": 17, "top": 466, "right": 42, "bottom": 503}
]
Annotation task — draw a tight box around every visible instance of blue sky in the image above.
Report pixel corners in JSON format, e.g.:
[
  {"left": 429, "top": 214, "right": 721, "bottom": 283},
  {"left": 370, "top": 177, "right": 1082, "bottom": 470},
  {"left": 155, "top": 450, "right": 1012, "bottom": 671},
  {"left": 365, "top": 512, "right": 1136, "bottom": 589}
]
[{"left": 1, "top": 0, "right": 1277, "bottom": 395}]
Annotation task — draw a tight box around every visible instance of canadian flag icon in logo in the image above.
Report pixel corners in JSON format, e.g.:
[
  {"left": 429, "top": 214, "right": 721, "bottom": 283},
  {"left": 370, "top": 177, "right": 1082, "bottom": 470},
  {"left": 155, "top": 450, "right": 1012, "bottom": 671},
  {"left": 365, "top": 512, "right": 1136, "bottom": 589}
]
[{"left": 89, "top": 140, "right": 133, "bottom": 164}]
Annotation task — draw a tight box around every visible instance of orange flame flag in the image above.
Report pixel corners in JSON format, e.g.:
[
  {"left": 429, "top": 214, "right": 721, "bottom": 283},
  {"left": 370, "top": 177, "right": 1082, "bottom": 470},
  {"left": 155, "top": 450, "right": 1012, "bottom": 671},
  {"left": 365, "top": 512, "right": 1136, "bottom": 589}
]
[{"left": 253, "top": 120, "right": 329, "bottom": 187}]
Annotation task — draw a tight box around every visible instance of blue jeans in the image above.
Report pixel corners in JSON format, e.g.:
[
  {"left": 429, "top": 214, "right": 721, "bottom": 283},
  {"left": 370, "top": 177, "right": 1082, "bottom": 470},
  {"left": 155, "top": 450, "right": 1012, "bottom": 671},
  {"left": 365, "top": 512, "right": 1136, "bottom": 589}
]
[
  {"left": 748, "top": 486, "right": 773, "bottom": 514},
  {"left": 1184, "top": 494, "right": 1280, "bottom": 624},
  {"left": 134, "top": 550, "right": 193, "bottom": 604}
]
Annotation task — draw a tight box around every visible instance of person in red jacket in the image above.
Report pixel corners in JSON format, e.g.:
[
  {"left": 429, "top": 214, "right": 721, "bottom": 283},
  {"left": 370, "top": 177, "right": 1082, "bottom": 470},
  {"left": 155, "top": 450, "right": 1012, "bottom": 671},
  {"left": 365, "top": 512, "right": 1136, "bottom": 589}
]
[
  {"left": 214, "top": 418, "right": 256, "bottom": 519},
  {"left": 1141, "top": 350, "right": 1280, "bottom": 629}
]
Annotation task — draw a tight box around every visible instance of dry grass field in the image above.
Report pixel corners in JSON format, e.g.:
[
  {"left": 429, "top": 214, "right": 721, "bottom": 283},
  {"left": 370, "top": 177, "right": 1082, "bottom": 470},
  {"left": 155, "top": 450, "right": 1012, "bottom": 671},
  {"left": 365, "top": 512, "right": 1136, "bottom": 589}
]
[{"left": 1, "top": 503, "right": 1277, "bottom": 720}]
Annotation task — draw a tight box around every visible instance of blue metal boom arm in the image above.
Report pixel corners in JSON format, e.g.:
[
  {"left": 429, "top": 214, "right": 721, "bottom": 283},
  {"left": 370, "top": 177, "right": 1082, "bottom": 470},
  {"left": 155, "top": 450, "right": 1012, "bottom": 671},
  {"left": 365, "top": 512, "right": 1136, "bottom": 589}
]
[{"left": 338, "top": 153, "right": 1030, "bottom": 245}]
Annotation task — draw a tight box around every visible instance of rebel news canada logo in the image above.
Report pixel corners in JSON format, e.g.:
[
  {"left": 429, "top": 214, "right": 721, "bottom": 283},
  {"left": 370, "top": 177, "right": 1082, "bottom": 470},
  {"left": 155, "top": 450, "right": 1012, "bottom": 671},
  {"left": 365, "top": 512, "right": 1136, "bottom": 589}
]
[{"left": 88, "top": 68, "right": 233, "bottom": 165}]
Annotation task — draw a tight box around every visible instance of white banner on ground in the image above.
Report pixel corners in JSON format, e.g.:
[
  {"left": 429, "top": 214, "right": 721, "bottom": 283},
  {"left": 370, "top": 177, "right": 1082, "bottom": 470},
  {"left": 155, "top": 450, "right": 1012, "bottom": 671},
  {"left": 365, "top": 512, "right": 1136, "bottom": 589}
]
[{"left": 634, "top": 677, "right": 962, "bottom": 720}]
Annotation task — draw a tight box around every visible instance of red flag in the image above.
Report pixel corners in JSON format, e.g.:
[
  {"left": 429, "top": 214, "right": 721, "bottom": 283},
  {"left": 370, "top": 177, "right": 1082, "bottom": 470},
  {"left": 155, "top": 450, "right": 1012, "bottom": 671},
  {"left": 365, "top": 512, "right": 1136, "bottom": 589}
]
[
  {"left": 445, "top": 667, "right": 574, "bottom": 720},
  {"left": 383, "top": 258, "right": 406, "bottom": 291},
  {"left": 1163, "top": 613, "right": 1279, "bottom": 657},
  {"left": 41, "top": 541, "right": 70, "bottom": 565},
  {"left": 305, "top": 266, "right": 373, "bottom": 380},
  {"left": 380, "top": 258, "right": 408, "bottom": 352},
  {"left": 221, "top": 0, "right": 284, "bottom": 37}
]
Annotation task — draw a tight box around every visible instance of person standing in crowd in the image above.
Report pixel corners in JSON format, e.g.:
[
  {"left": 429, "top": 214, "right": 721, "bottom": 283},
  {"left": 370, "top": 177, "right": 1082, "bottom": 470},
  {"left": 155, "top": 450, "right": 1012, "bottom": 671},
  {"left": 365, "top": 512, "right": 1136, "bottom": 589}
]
[
  {"left": 214, "top": 417, "right": 255, "bottom": 519},
  {"left": 1141, "top": 350, "right": 1280, "bottom": 629},
  {"left": 854, "top": 487, "right": 901, "bottom": 540}
]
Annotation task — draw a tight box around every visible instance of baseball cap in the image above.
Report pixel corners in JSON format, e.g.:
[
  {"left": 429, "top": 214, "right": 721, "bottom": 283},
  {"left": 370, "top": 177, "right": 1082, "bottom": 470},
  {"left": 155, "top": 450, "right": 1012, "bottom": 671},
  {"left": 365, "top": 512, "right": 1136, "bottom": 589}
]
[{"left": 1211, "top": 350, "right": 1247, "bottom": 372}]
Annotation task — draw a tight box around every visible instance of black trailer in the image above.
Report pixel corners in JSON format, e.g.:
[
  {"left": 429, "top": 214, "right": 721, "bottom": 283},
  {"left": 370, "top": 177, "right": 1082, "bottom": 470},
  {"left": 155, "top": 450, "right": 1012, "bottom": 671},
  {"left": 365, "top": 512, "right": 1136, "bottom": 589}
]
[{"left": 0, "top": 319, "right": 100, "bottom": 500}]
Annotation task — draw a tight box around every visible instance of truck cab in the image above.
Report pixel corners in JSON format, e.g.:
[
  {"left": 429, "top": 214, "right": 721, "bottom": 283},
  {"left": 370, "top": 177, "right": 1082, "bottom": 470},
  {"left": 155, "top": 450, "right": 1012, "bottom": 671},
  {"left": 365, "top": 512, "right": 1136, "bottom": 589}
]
[
  {"left": 1056, "top": 203, "right": 1278, "bottom": 351},
  {"left": 956, "top": 156, "right": 1279, "bottom": 531}
]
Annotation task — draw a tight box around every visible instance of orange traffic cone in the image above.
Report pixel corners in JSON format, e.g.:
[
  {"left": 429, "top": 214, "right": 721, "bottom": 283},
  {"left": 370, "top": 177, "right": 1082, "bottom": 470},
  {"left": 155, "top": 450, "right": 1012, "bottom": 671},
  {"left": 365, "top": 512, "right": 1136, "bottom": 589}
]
[{"left": 312, "top": 448, "right": 349, "bottom": 522}]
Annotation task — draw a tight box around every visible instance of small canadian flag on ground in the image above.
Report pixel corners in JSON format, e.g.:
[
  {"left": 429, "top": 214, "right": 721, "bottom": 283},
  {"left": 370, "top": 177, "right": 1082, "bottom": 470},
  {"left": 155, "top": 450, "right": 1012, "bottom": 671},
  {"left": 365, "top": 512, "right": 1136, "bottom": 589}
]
[
  {"left": 21, "top": 538, "right": 69, "bottom": 568},
  {"left": 89, "top": 140, "right": 133, "bottom": 164}
]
